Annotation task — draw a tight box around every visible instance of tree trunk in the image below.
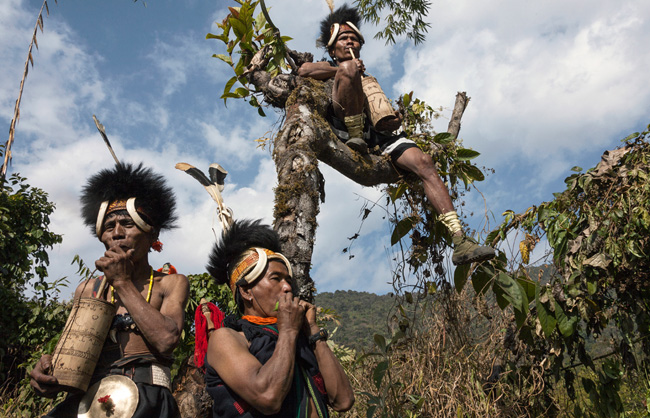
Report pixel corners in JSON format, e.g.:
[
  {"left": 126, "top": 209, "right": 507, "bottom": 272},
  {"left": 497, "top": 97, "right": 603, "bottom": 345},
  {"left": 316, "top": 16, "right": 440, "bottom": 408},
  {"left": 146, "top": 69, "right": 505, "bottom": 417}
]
[
  {"left": 271, "top": 76, "right": 406, "bottom": 301},
  {"left": 172, "top": 356, "right": 213, "bottom": 417}
]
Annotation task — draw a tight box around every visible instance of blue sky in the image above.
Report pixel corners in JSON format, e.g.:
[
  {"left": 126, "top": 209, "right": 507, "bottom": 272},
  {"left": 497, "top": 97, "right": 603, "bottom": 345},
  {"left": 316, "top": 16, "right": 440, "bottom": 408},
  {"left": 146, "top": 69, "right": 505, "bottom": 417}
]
[{"left": 2, "top": 0, "right": 649, "bottom": 298}]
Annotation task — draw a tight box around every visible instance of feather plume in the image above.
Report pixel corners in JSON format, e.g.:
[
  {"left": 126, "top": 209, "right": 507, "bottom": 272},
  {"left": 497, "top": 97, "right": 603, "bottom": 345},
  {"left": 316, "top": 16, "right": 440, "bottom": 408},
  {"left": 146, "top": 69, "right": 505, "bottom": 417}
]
[
  {"left": 176, "top": 162, "right": 233, "bottom": 231},
  {"left": 326, "top": 0, "right": 334, "bottom": 13}
]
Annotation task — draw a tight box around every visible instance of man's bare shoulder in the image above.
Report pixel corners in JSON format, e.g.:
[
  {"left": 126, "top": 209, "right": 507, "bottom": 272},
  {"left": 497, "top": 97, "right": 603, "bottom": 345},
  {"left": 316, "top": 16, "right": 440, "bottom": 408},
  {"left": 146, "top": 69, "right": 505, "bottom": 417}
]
[
  {"left": 74, "top": 276, "right": 102, "bottom": 298},
  {"left": 210, "top": 328, "right": 247, "bottom": 350},
  {"left": 156, "top": 273, "right": 189, "bottom": 291}
]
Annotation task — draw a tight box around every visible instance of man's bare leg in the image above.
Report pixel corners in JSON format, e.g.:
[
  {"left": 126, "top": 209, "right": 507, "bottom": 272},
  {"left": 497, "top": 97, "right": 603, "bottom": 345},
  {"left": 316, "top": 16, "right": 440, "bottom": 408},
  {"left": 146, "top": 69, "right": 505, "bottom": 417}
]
[
  {"left": 394, "top": 148, "right": 455, "bottom": 215},
  {"left": 395, "top": 147, "right": 495, "bottom": 265},
  {"left": 332, "top": 61, "right": 367, "bottom": 153}
]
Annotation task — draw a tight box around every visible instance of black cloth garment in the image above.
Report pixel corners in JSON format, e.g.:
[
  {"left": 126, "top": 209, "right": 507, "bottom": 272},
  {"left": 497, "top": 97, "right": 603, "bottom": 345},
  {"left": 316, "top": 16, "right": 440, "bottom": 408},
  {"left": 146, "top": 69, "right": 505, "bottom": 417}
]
[
  {"left": 327, "top": 110, "right": 412, "bottom": 162},
  {"left": 42, "top": 379, "right": 179, "bottom": 418},
  {"left": 205, "top": 316, "right": 329, "bottom": 418}
]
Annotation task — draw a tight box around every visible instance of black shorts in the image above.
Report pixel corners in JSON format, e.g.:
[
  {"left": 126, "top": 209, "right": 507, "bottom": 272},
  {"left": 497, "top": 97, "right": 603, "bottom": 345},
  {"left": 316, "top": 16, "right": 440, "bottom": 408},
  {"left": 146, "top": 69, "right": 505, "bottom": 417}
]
[{"left": 328, "top": 113, "right": 418, "bottom": 163}]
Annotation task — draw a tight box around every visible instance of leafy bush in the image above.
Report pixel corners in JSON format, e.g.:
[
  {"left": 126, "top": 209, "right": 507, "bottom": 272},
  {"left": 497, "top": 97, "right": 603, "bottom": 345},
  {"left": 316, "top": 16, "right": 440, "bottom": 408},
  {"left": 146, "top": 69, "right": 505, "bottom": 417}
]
[{"left": 0, "top": 158, "right": 65, "bottom": 413}]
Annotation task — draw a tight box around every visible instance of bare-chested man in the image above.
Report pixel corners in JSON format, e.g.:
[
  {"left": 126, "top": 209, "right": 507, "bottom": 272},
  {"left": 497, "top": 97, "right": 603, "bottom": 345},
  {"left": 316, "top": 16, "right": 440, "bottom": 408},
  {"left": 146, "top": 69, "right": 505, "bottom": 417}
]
[
  {"left": 298, "top": 5, "right": 495, "bottom": 265},
  {"left": 30, "top": 163, "right": 189, "bottom": 418},
  {"left": 203, "top": 219, "right": 354, "bottom": 417}
]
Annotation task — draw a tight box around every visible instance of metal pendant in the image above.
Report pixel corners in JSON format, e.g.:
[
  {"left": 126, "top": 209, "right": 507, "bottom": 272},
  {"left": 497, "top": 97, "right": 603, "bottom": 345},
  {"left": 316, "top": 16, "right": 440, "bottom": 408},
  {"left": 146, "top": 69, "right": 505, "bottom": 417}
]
[{"left": 78, "top": 375, "right": 139, "bottom": 418}]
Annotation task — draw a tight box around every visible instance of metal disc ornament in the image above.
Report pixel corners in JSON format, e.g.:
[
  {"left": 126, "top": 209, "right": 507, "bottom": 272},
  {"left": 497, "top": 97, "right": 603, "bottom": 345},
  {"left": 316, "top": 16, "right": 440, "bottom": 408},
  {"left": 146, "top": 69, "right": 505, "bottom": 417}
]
[{"left": 78, "top": 375, "right": 139, "bottom": 418}]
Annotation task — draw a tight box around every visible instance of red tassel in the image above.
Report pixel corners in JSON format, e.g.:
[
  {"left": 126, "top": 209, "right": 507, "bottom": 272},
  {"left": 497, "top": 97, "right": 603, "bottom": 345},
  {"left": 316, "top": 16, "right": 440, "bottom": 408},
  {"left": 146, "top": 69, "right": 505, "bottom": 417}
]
[
  {"left": 151, "top": 240, "right": 163, "bottom": 252},
  {"left": 194, "top": 301, "right": 225, "bottom": 369}
]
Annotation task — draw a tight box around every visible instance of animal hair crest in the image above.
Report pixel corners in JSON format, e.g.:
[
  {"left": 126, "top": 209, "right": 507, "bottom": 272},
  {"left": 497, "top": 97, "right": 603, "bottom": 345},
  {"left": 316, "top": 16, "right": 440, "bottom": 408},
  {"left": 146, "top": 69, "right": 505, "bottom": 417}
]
[
  {"left": 207, "top": 219, "right": 282, "bottom": 286},
  {"left": 317, "top": 3, "right": 364, "bottom": 49},
  {"left": 80, "top": 162, "right": 177, "bottom": 234}
]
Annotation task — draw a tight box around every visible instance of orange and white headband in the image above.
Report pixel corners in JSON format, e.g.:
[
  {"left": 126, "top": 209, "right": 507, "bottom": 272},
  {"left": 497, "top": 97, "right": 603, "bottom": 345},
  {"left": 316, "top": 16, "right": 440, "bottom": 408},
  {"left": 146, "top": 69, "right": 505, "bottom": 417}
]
[
  {"left": 229, "top": 247, "right": 293, "bottom": 293},
  {"left": 96, "top": 197, "right": 153, "bottom": 238},
  {"left": 327, "top": 21, "right": 364, "bottom": 47}
]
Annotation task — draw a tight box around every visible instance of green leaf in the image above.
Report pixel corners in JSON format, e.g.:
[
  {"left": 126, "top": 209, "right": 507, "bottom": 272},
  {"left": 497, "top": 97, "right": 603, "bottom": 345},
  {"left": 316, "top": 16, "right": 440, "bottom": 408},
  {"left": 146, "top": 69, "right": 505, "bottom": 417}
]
[
  {"left": 471, "top": 264, "right": 493, "bottom": 295},
  {"left": 433, "top": 132, "right": 454, "bottom": 144},
  {"left": 390, "top": 216, "right": 415, "bottom": 245},
  {"left": 571, "top": 166, "right": 583, "bottom": 172},
  {"left": 213, "top": 54, "right": 233, "bottom": 65},
  {"left": 513, "top": 306, "right": 527, "bottom": 327},
  {"left": 388, "top": 183, "right": 408, "bottom": 202},
  {"left": 536, "top": 285, "right": 556, "bottom": 338},
  {"left": 587, "top": 279, "right": 597, "bottom": 295},
  {"left": 461, "top": 164, "right": 485, "bottom": 182},
  {"left": 495, "top": 272, "right": 525, "bottom": 312},
  {"left": 454, "top": 264, "right": 470, "bottom": 293},
  {"left": 222, "top": 76, "right": 238, "bottom": 99},
  {"left": 234, "top": 87, "right": 249, "bottom": 98},
  {"left": 456, "top": 148, "right": 480, "bottom": 161},
  {"left": 517, "top": 277, "right": 536, "bottom": 301},
  {"left": 373, "top": 334, "right": 387, "bottom": 353},
  {"left": 366, "top": 405, "right": 377, "bottom": 418},
  {"left": 254, "top": 11, "right": 267, "bottom": 32},
  {"left": 493, "top": 281, "right": 509, "bottom": 310},
  {"left": 372, "top": 360, "right": 389, "bottom": 389},
  {"left": 485, "top": 229, "right": 499, "bottom": 245},
  {"left": 229, "top": 17, "right": 248, "bottom": 39},
  {"left": 402, "top": 91, "right": 412, "bottom": 108},
  {"left": 221, "top": 92, "right": 244, "bottom": 100},
  {"left": 554, "top": 301, "right": 578, "bottom": 337},
  {"left": 622, "top": 132, "right": 640, "bottom": 142}
]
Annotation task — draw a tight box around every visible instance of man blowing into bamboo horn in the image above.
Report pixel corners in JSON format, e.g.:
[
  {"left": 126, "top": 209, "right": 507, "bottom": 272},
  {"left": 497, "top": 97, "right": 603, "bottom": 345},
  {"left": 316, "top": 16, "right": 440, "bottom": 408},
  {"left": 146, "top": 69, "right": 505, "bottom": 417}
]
[
  {"left": 30, "top": 163, "right": 189, "bottom": 417},
  {"left": 203, "top": 219, "right": 355, "bottom": 417},
  {"left": 297, "top": 4, "right": 495, "bottom": 265}
]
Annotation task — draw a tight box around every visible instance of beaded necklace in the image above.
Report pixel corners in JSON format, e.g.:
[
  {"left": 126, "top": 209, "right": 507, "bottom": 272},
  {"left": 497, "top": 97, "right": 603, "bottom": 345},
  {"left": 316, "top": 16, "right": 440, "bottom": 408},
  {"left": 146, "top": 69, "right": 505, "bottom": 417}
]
[{"left": 110, "top": 267, "right": 154, "bottom": 304}]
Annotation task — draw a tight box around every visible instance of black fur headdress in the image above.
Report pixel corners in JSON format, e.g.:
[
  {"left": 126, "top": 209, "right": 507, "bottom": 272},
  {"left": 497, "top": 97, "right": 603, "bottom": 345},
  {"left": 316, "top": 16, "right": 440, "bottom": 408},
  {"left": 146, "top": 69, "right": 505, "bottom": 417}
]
[
  {"left": 206, "top": 219, "right": 283, "bottom": 286},
  {"left": 317, "top": 4, "right": 365, "bottom": 49},
  {"left": 80, "top": 162, "right": 177, "bottom": 236}
]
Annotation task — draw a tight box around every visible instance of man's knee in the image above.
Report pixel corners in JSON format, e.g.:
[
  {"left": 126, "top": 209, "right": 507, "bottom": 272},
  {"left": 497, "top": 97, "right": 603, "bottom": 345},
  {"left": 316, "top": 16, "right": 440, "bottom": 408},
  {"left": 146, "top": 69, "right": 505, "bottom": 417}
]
[
  {"left": 400, "top": 148, "right": 438, "bottom": 177},
  {"left": 336, "top": 60, "right": 361, "bottom": 80}
]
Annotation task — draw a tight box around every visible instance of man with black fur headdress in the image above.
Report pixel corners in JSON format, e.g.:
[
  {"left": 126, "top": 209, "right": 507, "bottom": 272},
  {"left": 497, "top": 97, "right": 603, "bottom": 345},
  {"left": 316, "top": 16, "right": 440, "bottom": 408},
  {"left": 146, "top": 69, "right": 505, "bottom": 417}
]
[
  {"left": 203, "top": 219, "right": 354, "bottom": 417},
  {"left": 30, "top": 163, "right": 189, "bottom": 418},
  {"left": 298, "top": 4, "right": 495, "bottom": 265}
]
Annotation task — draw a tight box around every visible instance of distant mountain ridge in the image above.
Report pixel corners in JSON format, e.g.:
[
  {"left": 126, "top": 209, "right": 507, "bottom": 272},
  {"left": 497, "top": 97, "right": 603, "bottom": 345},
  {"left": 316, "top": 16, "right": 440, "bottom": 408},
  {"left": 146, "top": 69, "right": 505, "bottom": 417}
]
[{"left": 315, "top": 290, "right": 398, "bottom": 350}]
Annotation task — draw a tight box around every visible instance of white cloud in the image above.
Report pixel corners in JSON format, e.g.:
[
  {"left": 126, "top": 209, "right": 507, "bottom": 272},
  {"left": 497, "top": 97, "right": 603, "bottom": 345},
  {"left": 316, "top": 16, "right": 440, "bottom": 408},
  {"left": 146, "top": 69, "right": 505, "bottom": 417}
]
[{"left": 392, "top": 0, "right": 650, "bottom": 223}]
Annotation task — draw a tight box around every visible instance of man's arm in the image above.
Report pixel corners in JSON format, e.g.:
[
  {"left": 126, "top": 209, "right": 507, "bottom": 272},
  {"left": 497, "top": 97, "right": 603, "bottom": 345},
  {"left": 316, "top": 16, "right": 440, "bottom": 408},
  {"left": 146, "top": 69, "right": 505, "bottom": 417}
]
[
  {"left": 297, "top": 61, "right": 338, "bottom": 80},
  {"left": 301, "top": 302, "right": 355, "bottom": 412},
  {"left": 206, "top": 293, "right": 305, "bottom": 415},
  {"left": 96, "top": 246, "right": 189, "bottom": 356},
  {"left": 112, "top": 272, "right": 189, "bottom": 356}
]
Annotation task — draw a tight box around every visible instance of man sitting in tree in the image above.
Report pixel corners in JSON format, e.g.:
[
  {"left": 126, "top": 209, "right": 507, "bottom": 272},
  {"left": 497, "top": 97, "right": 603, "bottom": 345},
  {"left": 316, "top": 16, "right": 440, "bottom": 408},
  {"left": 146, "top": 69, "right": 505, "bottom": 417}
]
[
  {"left": 30, "top": 163, "right": 189, "bottom": 417},
  {"left": 204, "top": 219, "right": 355, "bottom": 417},
  {"left": 297, "top": 4, "right": 495, "bottom": 265}
]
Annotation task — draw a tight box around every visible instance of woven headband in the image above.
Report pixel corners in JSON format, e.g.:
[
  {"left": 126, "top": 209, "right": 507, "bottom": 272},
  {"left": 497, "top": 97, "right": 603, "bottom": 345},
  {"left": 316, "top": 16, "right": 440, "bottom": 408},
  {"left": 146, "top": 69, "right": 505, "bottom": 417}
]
[
  {"left": 95, "top": 197, "right": 153, "bottom": 238},
  {"left": 327, "top": 21, "right": 364, "bottom": 47},
  {"left": 229, "top": 247, "right": 293, "bottom": 293}
]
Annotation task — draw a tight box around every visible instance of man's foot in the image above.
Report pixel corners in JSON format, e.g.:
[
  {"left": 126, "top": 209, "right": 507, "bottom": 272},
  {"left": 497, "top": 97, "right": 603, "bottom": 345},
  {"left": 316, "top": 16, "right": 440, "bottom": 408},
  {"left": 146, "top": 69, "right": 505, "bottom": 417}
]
[
  {"left": 345, "top": 137, "right": 368, "bottom": 154},
  {"left": 452, "top": 235, "right": 495, "bottom": 265}
]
